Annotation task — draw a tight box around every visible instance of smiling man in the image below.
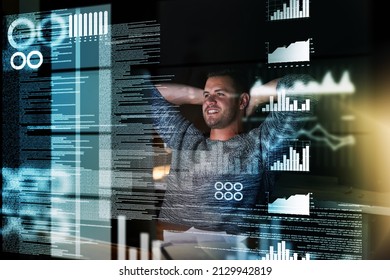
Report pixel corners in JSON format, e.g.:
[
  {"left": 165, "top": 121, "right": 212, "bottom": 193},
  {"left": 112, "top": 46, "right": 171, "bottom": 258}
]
[
  {"left": 152, "top": 68, "right": 313, "bottom": 234},
  {"left": 202, "top": 74, "right": 250, "bottom": 141}
]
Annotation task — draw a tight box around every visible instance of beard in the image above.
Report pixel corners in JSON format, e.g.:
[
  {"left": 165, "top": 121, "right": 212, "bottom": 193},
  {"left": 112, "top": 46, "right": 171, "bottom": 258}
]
[{"left": 203, "top": 108, "right": 240, "bottom": 129}]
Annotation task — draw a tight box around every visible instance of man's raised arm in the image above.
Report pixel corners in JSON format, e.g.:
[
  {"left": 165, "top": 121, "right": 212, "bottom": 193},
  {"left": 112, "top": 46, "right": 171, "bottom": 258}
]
[
  {"left": 155, "top": 83, "right": 204, "bottom": 105},
  {"left": 246, "top": 79, "right": 279, "bottom": 117}
]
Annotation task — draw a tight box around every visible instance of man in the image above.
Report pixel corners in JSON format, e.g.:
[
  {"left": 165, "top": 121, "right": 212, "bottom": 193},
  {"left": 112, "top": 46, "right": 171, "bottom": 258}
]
[{"left": 152, "top": 68, "right": 313, "bottom": 235}]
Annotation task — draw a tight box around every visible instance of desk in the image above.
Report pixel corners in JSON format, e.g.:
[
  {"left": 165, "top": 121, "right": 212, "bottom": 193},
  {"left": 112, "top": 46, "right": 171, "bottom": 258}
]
[
  {"left": 156, "top": 221, "right": 260, "bottom": 260},
  {"left": 97, "top": 220, "right": 258, "bottom": 260},
  {"left": 112, "top": 221, "right": 257, "bottom": 260},
  {"left": 155, "top": 221, "right": 191, "bottom": 241},
  {"left": 54, "top": 205, "right": 390, "bottom": 260}
]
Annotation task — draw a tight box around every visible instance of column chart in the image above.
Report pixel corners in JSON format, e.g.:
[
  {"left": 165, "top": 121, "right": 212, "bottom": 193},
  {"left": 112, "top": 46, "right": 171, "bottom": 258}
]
[
  {"left": 262, "top": 240, "right": 311, "bottom": 260},
  {"left": 268, "top": 0, "right": 310, "bottom": 21},
  {"left": 269, "top": 140, "right": 310, "bottom": 172}
]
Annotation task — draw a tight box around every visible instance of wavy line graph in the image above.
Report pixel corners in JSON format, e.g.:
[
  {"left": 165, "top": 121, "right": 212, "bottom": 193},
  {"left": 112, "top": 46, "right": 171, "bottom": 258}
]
[{"left": 297, "top": 124, "right": 355, "bottom": 151}]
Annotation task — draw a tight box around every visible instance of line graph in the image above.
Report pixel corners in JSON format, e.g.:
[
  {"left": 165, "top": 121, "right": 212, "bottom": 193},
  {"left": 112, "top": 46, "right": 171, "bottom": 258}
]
[
  {"left": 268, "top": 193, "right": 311, "bottom": 215},
  {"left": 297, "top": 124, "right": 355, "bottom": 151},
  {"left": 267, "top": 39, "right": 312, "bottom": 64}
]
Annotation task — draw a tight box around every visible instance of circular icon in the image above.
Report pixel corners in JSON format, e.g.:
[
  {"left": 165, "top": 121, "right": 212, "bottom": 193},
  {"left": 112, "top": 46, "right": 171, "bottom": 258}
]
[
  {"left": 214, "top": 182, "right": 224, "bottom": 191},
  {"left": 10, "top": 52, "right": 26, "bottom": 70},
  {"left": 26, "top": 50, "right": 43, "bottom": 69},
  {"left": 234, "top": 182, "right": 243, "bottom": 191},
  {"left": 10, "top": 50, "right": 43, "bottom": 70},
  {"left": 214, "top": 191, "right": 224, "bottom": 200},
  {"left": 37, "top": 15, "right": 66, "bottom": 47},
  {"left": 8, "top": 18, "right": 36, "bottom": 49},
  {"left": 224, "top": 192, "right": 233, "bottom": 201},
  {"left": 214, "top": 181, "right": 244, "bottom": 201},
  {"left": 234, "top": 192, "right": 243, "bottom": 201},
  {"left": 224, "top": 182, "right": 233, "bottom": 191},
  {"left": 8, "top": 15, "right": 67, "bottom": 50}
]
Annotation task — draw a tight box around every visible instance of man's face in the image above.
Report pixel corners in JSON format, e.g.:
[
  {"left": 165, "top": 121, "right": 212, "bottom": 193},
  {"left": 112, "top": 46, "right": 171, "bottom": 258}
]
[{"left": 202, "top": 75, "right": 242, "bottom": 129}]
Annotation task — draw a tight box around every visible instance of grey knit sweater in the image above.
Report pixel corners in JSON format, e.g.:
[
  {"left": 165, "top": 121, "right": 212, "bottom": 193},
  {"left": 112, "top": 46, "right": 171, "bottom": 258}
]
[{"left": 152, "top": 74, "right": 313, "bottom": 234}]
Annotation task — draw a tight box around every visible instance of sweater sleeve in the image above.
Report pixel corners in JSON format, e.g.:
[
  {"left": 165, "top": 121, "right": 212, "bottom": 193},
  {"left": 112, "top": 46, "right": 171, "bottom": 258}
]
[
  {"left": 258, "top": 74, "right": 317, "bottom": 164},
  {"left": 151, "top": 87, "right": 204, "bottom": 150}
]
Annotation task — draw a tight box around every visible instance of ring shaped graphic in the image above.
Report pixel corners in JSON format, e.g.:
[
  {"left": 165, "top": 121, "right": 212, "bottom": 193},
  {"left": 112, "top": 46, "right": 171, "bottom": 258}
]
[
  {"left": 10, "top": 52, "right": 26, "bottom": 70},
  {"left": 37, "top": 15, "right": 66, "bottom": 46},
  {"left": 214, "top": 191, "right": 224, "bottom": 200},
  {"left": 224, "top": 192, "right": 233, "bottom": 201},
  {"left": 234, "top": 192, "right": 243, "bottom": 201},
  {"left": 233, "top": 182, "right": 243, "bottom": 191},
  {"left": 214, "top": 182, "right": 224, "bottom": 190},
  {"left": 27, "top": 50, "right": 43, "bottom": 69},
  {"left": 224, "top": 182, "right": 233, "bottom": 191},
  {"left": 8, "top": 18, "right": 36, "bottom": 49}
]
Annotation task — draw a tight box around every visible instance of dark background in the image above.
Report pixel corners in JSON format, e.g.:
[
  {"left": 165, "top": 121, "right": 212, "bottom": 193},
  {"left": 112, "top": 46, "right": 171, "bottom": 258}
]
[{"left": 2, "top": 0, "right": 390, "bottom": 259}]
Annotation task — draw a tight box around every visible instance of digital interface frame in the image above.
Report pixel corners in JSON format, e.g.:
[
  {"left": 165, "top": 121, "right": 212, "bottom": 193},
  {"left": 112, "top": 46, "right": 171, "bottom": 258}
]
[{"left": 2, "top": 0, "right": 390, "bottom": 260}]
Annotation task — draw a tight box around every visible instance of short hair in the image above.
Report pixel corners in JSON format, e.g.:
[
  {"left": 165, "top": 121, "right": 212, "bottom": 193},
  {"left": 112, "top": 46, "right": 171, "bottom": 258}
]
[{"left": 206, "top": 67, "right": 251, "bottom": 94}]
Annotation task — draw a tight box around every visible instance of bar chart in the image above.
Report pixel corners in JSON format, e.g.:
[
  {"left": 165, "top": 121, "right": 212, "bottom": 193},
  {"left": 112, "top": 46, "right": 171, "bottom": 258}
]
[
  {"left": 261, "top": 88, "right": 311, "bottom": 112},
  {"left": 262, "top": 240, "right": 311, "bottom": 260},
  {"left": 268, "top": 0, "right": 310, "bottom": 21},
  {"left": 128, "top": 232, "right": 163, "bottom": 260},
  {"left": 68, "top": 10, "right": 109, "bottom": 38},
  {"left": 269, "top": 140, "right": 310, "bottom": 172},
  {"left": 117, "top": 215, "right": 162, "bottom": 260}
]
